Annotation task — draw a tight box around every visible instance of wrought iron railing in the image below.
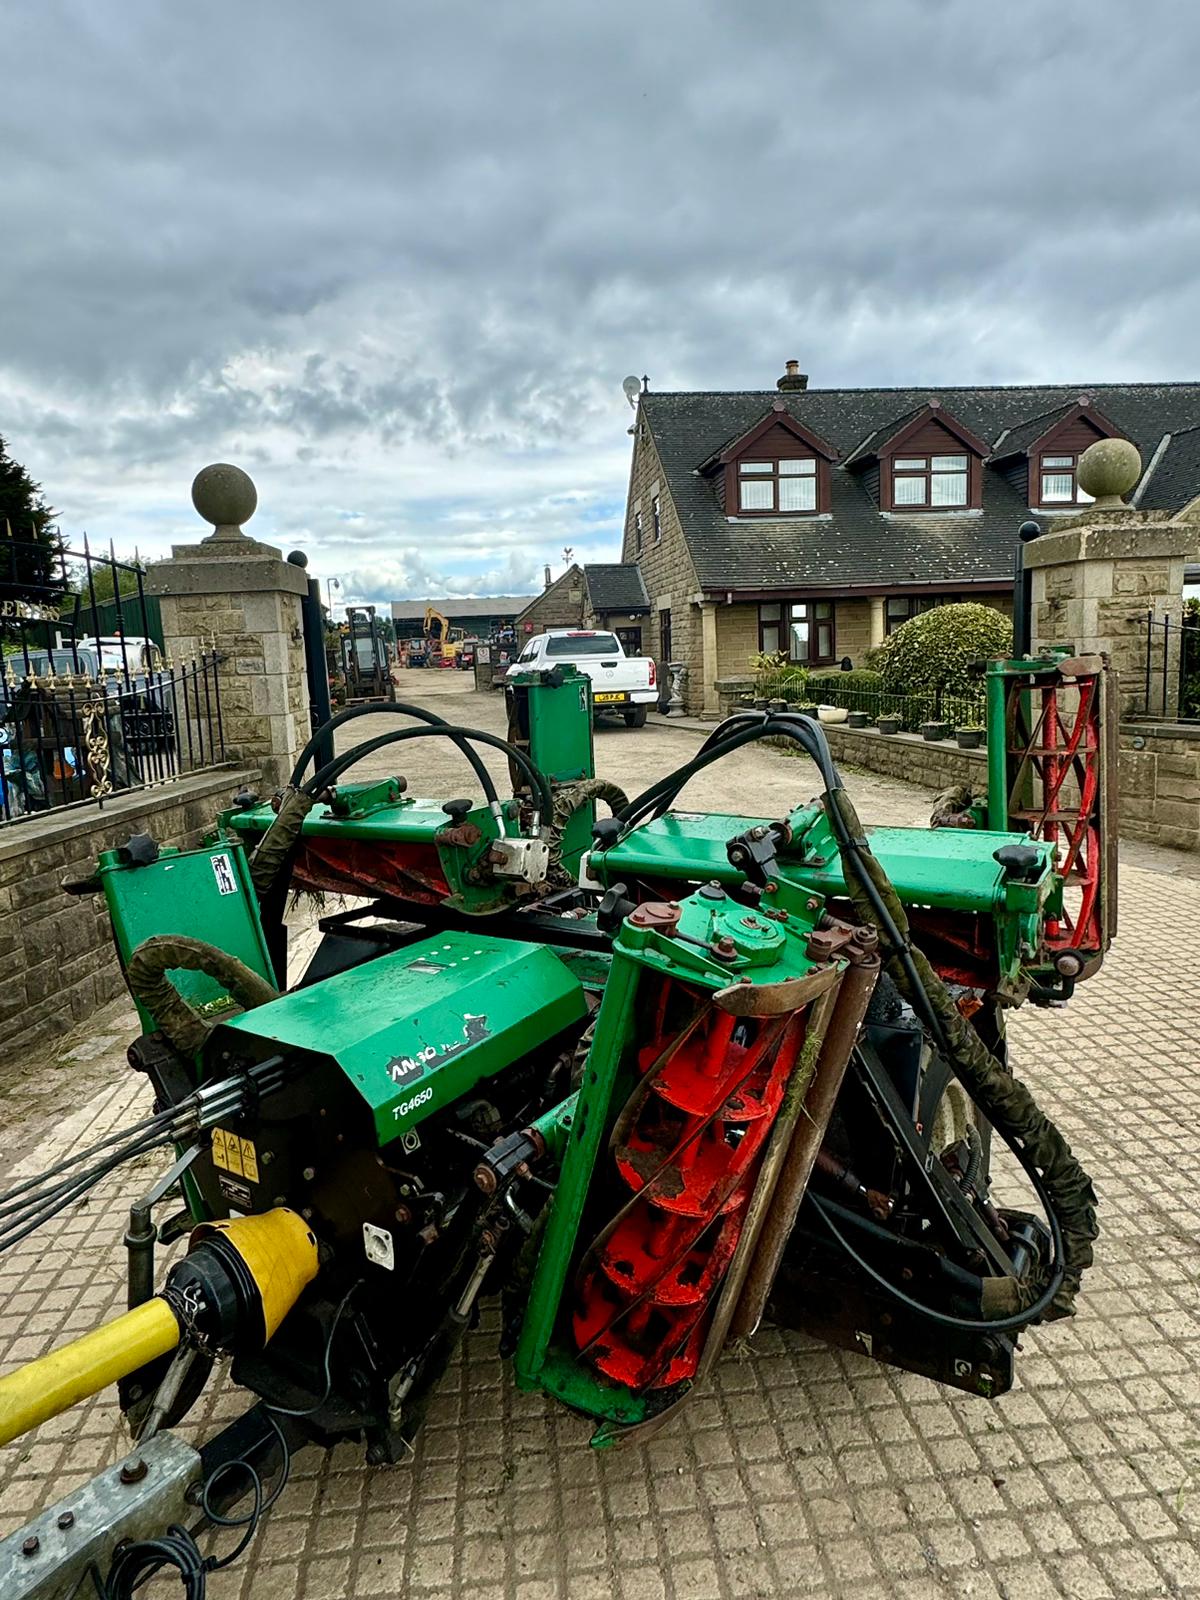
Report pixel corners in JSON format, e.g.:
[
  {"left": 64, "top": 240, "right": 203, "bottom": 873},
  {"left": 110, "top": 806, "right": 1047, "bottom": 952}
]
[
  {"left": 1133, "top": 608, "right": 1200, "bottom": 722},
  {"left": 0, "top": 533, "right": 226, "bottom": 824},
  {"left": 751, "top": 668, "right": 987, "bottom": 733}
]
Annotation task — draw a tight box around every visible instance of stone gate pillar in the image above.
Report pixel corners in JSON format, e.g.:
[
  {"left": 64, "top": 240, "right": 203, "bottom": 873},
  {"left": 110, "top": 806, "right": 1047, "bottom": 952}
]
[
  {"left": 1023, "top": 440, "right": 1194, "bottom": 717},
  {"left": 148, "top": 464, "right": 311, "bottom": 790}
]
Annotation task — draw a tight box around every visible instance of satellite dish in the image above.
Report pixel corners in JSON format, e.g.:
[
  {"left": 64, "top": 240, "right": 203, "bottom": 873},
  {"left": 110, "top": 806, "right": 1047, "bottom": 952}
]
[{"left": 622, "top": 374, "right": 641, "bottom": 409}]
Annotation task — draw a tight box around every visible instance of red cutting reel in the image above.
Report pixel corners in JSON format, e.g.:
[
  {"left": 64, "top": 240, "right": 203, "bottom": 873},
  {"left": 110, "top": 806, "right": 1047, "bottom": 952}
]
[{"left": 572, "top": 975, "right": 815, "bottom": 1392}]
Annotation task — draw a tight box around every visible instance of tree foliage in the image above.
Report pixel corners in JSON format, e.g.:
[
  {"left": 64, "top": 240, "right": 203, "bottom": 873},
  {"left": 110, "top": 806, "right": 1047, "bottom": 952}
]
[
  {"left": 0, "top": 435, "right": 65, "bottom": 604},
  {"left": 69, "top": 554, "right": 159, "bottom": 606},
  {"left": 871, "top": 602, "right": 1013, "bottom": 697}
]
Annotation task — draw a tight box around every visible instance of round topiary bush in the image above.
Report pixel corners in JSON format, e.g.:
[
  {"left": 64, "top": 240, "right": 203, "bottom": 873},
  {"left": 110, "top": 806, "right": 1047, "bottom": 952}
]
[{"left": 873, "top": 603, "right": 1013, "bottom": 698}]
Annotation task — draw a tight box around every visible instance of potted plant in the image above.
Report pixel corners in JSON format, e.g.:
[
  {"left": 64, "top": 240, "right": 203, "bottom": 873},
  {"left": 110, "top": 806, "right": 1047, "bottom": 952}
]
[
  {"left": 920, "top": 720, "right": 950, "bottom": 742},
  {"left": 955, "top": 725, "right": 984, "bottom": 750},
  {"left": 877, "top": 714, "right": 901, "bottom": 735},
  {"left": 799, "top": 702, "right": 820, "bottom": 718},
  {"left": 753, "top": 697, "right": 770, "bottom": 711},
  {"left": 847, "top": 710, "right": 871, "bottom": 729}
]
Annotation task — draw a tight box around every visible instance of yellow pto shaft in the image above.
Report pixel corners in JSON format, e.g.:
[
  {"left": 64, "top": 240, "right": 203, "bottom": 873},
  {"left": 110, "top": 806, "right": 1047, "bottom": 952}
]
[
  {"left": 0, "top": 1297, "right": 180, "bottom": 1449},
  {"left": 0, "top": 1207, "right": 319, "bottom": 1451}
]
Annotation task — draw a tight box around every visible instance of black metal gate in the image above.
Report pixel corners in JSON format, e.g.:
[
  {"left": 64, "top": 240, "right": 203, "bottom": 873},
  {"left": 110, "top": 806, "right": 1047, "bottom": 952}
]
[{"left": 0, "top": 531, "right": 225, "bottom": 823}]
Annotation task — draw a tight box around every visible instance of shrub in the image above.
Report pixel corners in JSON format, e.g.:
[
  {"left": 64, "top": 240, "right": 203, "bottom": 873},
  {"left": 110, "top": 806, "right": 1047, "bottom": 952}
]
[
  {"left": 803, "top": 668, "right": 885, "bottom": 719},
  {"left": 807, "top": 668, "right": 884, "bottom": 695},
  {"left": 753, "top": 662, "right": 809, "bottom": 700},
  {"left": 873, "top": 603, "right": 1012, "bottom": 697}
]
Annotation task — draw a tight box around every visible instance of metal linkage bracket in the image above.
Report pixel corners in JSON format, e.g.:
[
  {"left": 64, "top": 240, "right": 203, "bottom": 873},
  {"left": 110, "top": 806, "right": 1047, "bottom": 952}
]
[{"left": 0, "top": 1435, "right": 200, "bottom": 1600}]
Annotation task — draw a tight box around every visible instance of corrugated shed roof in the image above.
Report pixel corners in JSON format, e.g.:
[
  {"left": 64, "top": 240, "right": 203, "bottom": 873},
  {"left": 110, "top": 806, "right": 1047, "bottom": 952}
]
[{"left": 389, "top": 595, "right": 533, "bottom": 621}]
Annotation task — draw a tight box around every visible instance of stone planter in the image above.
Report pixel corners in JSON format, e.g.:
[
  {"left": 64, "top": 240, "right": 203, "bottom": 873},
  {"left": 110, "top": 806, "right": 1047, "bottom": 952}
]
[
  {"left": 877, "top": 716, "right": 901, "bottom": 736},
  {"left": 921, "top": 721, "right": 950, "bottom": 742},
  {"left": 847, "top": 711, "right": 871, "bottom": 729},
  {"left": 817, "top": 705, "right": 849, "bottom": 724},
  {"left": 955, "top": 727, "right": 984, "bottom": 750},
  {"left": 753, "top": 698, "right": 770, "bottom": 711}
]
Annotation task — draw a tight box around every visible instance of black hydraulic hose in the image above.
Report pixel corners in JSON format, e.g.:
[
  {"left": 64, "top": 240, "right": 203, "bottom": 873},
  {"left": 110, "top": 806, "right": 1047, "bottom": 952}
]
[
  {"left": 808, "top": 1185, "right": 1064, "bottom": 1334},
  {"left": 304, "top": 724, "right": 554, "bottom": 819},
  {"left": 615, "top": 718, "right": 796, "bottom": 832},
  {"left": 290, "top": 702, "right": 499, "bottom": 810},
  {"left": 601, "top": 710, "right": 1083, "bottom": 1329}
]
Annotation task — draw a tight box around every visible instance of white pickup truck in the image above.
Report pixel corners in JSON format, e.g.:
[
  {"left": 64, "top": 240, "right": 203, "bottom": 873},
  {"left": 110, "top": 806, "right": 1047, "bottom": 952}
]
[{"left": 506, "top": 629, "right": 658, "bottom": 726}]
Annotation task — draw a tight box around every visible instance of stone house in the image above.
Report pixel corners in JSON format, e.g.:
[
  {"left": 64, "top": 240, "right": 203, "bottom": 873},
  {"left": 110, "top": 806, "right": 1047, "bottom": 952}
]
[
  {"left": 619, "top": 364, "right": 1200, "bottom": 712},
  {"left": 515, "top": 563, "right": 650, "bottom": 655}
]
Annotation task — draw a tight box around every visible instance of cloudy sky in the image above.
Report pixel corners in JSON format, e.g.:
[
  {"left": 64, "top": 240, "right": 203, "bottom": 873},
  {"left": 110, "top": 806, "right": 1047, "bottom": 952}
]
[{"left": 2, "top": 1, "right": 1197, "bottom": 608}]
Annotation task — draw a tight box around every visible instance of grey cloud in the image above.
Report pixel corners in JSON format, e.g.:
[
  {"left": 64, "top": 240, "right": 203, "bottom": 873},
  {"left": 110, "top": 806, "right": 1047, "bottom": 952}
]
[{"left": 1, "top": 0, "right": 1198, "bottom": 588}]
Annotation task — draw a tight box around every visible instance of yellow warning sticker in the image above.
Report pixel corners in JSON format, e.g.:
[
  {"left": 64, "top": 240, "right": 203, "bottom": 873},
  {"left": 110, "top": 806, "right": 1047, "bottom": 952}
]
[
  {"left": 211, "top": 1127, "right": 258, "bottom": 1182},
  {"left": 239, "top": 1137, "right": 259, "bottom": 1183}
]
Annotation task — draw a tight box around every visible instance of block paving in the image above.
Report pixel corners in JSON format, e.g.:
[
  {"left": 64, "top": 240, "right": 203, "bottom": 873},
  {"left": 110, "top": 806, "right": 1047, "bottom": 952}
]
[{"left": 1, "top": 702, "right": 1197, "bottom": 1598}]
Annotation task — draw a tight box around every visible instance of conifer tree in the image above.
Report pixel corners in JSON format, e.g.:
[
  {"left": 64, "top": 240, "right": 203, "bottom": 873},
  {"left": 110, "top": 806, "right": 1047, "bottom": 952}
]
[{"left": 0, "top": 435, "right": 65, "bottom": 604}]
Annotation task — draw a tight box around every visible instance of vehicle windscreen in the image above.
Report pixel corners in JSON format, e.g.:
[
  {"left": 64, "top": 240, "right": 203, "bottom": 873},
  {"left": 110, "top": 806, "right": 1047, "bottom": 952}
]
[{"left": 544, "top": 633, "right": 620, "bottom": 658}]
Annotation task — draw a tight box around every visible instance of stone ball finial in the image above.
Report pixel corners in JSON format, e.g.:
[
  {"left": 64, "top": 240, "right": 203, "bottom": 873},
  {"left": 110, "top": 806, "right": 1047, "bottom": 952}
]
[
  {"left": 192, "top": 463, "right": 258, "bottom": 541},
  {"left": 1076, "top": 438, "right": 1141, "bottom": 510}
]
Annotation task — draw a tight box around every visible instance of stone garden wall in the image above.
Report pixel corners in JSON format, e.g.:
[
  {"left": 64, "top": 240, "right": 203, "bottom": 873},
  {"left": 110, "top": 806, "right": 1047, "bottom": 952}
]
[
  {"left": 817, "top": 722, "right": 986, "bottom": 793},
  {"left": 0, "top": 765, "right": 257, "bottom": 1057},
  {"left": 1118, "top": 724, "right": 1200, "bottom": 852}
]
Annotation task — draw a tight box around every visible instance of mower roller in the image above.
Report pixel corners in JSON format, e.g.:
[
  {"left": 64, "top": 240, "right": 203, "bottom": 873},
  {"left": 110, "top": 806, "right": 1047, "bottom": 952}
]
[{"left": 0, "top": 651, "right": 1109, "bottom": 1596}]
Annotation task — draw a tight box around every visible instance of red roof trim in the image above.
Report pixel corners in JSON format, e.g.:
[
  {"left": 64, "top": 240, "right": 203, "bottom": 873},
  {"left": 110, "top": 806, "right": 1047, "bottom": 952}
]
[
  {"left": 870, "top": 401, "right": 992, "bottom": 461},
  {"left": 990, "top": 399, "right": 1123, "bottom": 461},
  {"left": 710, "top": 405, "right": 840, "bottom": 468}
]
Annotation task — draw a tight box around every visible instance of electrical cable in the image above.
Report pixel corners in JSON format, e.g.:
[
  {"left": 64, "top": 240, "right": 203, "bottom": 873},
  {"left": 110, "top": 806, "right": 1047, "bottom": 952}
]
[
  {"left": 263, "top": 1280, "right": 361, "bottom": 1417},
  {"left": 93, "top": 1411, "right": 293, "bottom": 1599}
]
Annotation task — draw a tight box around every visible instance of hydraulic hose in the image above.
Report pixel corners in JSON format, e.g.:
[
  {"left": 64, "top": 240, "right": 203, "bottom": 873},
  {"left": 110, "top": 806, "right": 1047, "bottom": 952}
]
[
  {"left": 290, "top": 702, "right": 500, "bottom": 812},
  {"left": 126, "top": 935, "right": 280, "bottom": 1057},
  {"left": 247, "top": 786, "right": 318, "bottom": 902},
  {"left": 601, "top": 710, "right": 1096, "bottom": 1325},
  {"left": 303, "top": 724, "right": 554, "bottom": 821}
]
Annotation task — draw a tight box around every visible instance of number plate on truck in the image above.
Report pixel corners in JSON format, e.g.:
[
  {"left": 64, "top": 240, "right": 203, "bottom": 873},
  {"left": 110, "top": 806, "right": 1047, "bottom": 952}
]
[{"left": 593, "top": 692, "right": 626, "bottom": 703}]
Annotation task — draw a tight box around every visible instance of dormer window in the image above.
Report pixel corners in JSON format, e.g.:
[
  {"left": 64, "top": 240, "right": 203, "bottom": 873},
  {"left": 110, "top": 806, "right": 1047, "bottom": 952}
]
[
  {"left": 738, "top": 457, "right": 818, "bottom": 514},
  {"left": 844, "top": 402, "right": 988, "bottom": 513},
  {"left": 891, "top": 453, "right": 969, "bottom": 508},
  {"left": 989, "top": 397, "right": 1120, "bottom": 510},
  {"left": 708, "top": 404, "right": 838, "bottom": 518},
  {"left": 1038, "top": 453, "right": 1094, "bottom": 506}
]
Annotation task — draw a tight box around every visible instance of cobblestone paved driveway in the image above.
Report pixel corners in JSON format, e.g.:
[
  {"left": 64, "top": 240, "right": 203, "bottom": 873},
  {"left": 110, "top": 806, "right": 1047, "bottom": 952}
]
[{"left": 1, "top": 691, "right": 1198, "bottom": 1598}]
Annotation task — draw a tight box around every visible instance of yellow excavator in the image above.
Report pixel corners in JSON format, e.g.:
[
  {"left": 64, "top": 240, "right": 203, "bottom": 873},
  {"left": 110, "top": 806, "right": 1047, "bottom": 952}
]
[{"left": 423, "top": 604, "right": 466, "bottom": 666}]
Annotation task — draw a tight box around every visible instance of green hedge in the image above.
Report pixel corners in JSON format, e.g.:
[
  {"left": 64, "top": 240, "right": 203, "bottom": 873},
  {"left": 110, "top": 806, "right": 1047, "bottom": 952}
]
[
  {"left": 807, "top": 669, "right": 884, "bottom": 694},
  {"left": 873, "top": 603, "right": 1012, "bottom": 697}
]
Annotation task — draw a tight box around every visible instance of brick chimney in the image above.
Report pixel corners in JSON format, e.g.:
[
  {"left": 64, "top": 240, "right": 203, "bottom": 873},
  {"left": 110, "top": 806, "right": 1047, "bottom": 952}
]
[{"left": 776, "top": 359, "right": 808, "bottom": 392}]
